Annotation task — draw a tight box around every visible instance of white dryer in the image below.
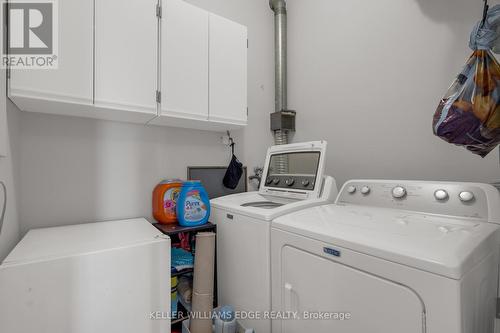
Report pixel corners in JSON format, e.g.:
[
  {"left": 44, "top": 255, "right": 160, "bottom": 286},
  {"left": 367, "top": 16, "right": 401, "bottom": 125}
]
[
  {"left": 271, "top": 180, "right": 500, "bottom": 333},
  {"left": 211, "top": 141, "right": 337, "bottom": 333}
]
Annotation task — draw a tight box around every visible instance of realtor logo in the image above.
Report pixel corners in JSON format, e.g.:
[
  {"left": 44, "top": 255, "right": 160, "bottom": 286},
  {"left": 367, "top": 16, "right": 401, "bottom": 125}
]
[{"left": 1, "top": 0, "right": 58, "bottom": 68}]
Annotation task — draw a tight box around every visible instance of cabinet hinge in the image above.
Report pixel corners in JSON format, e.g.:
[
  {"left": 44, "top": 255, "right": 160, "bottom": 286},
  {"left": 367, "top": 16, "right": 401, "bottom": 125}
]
[
  {"left": 247, "top": 39, "right": 249, "bottom": 48},
  {"left": 246, "top": 107, "right": 249, "bottom": 116},
  {"left": 6, "top": 67, "right": 10, "bottom": 79},
  {"left": 156, "top": 4, "right": 162, "bottom": 18},
  {"left": 156, "top": 90, "right": 161, "bottom": 103}
]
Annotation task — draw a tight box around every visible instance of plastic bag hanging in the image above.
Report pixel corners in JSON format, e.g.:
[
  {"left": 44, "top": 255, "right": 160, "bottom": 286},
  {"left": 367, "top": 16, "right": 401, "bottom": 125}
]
[
  {"left": 433, "top": 4, "right": 500, "bottom": 157},
  {"left": 223, "top": 134, "right": 243, "bottom": 190}
]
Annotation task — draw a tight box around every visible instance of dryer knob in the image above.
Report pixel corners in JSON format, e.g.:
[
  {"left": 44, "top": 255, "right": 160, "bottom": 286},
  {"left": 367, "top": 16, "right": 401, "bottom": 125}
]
[
  {"left": 392, "top": 186, "right": 407, "bottom": 199},
  {"left": 301, "top": 179, "right": 310, "bottom": 187},
  {"left": 266, "top": 177, "right": 273, "bottom": 185},
  {"left": 272, "top": 178, "right": 280, "bottom": 185},
  {"left": 286, "top": 178, "right": 295, "bottom": 186},
  {"left": 434, "top": 189, "right": 449, "bottom": 201},
  {"left": 347, "top": 186, "right": 356, "bottom": 194},
  {"left": 459, "top": 191, "right": 475, "bottom": 202}
]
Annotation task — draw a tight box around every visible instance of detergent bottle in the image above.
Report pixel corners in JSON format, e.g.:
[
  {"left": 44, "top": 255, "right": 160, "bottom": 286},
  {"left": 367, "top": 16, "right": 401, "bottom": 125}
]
[
  {"left": 152, "top": 179, "right": 183, "bottom": 224},
  {"left": 176, "top": 181, "right": 210, "bottom": 227}
]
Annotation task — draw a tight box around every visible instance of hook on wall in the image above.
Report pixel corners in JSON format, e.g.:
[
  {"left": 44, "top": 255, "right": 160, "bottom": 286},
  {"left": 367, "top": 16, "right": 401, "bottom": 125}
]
[{"left": 226, "top": 131, "right": 235, "bottom": 155}]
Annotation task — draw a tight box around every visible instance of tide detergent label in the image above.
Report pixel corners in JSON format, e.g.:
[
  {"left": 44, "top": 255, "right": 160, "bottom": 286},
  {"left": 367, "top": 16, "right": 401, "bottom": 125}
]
[
  {"left": 163, "top": 187, "right": 180, "bottom": 215},
  {"left": 183, "top": 190, "right": 208, "bottom": 222}
]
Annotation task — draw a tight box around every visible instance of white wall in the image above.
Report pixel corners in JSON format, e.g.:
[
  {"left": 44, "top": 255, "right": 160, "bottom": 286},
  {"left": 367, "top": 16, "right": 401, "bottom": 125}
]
[
  {"left": 284, "top": 0, "right": 500, "bottom": 185},
  {"left": 15, "top": 0, "right": 276, "bottom": 234},
  {"left": 0, "top": 70, "right": 20, "bottom": 261},
  {"left": 17, "top": 112, "right": 235, "bottom": 233},
  {"left": 13, "top": 0, "right": 500, "bottom": 235},
  {"left": 189, "top": 0, "right": 499, "bottom": 186}
]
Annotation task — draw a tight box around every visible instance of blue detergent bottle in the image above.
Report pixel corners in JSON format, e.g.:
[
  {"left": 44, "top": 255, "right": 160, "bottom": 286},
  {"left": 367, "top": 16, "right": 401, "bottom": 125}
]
[{"left": 176, "top": 181, "right": 211, "bottom": 227}]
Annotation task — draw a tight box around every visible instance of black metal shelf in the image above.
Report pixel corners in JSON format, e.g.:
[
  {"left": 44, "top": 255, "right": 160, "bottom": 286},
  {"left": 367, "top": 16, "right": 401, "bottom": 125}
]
[
  {"left": 171, "top": 268, "right": 193, "bottom": 278},
  {"left": 171, "top": 316, "right": 189, "bottom": 325},
  {"left": 154, "top": 222, "right": 216, "bottom": 236}
]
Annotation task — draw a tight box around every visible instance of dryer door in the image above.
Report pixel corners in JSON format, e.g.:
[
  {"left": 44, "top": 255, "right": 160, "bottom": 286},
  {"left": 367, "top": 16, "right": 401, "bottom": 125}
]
[{"left": 277, "top": 246, "right": 425, "bottom": 333}]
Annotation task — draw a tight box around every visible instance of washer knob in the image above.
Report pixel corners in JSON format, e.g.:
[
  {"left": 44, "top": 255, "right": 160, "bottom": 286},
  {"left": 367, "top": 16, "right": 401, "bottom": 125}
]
[
  {"left": 266, "top": 177, "right": 273, "bottom": 185},
  {"left": 434, "top": 189, "right": 449, "bottom": 201},
  {"left": 347, "top": 185, "right": 356, "bottom": 194},
  {"left": 301, "top": 179, "right": 310, "bottom": 187},
  {"left": 272, "top": 178, "right": 280, "bottom": 185},
  {"left": 361, "top": 186, "right": 371, "bottom": 195},
  {"left": 285, "top": 178, "right": 295, "bottom": 186},
  {"left": 459, "top": 191, "right": 475, "bottom": 202},
  {"left": 392, "top": 186, "right": 407, "bottom": 199}
]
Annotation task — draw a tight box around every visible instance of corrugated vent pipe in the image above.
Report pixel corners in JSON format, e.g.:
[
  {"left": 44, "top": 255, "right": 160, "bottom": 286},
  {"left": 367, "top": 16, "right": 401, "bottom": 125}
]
[{"left": 270, "top": 0, "right": 295, "bottom": 173}]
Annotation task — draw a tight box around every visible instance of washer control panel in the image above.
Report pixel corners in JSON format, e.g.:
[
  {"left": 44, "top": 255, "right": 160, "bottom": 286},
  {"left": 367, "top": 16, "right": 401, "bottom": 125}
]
[
  {"left": 265, "top": 175, "right": 316, "bottom": 190},
  {"left": 336, "top": 180, "right": 496, "bottom": 220}
]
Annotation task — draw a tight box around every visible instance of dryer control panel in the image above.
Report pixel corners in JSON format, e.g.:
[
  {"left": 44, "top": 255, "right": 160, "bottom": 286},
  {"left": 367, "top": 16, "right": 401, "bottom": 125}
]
[{"left": 336, "top": 180, "right": 500, "bottom": 222}]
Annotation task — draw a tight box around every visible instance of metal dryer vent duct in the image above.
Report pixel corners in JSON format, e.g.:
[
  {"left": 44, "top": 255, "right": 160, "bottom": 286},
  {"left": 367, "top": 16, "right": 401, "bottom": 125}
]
[
  {"left": 270, "top": 0, "right": 295, "bottom": 172},
  {"left": 269, "top": 0, "right": 288, "bottom": 116}
]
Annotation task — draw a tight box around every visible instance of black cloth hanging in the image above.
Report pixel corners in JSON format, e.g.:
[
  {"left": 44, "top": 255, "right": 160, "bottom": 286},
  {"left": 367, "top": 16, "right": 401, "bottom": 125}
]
[{"left": 223, "top": 142, "right": 243, "bottom": 190}]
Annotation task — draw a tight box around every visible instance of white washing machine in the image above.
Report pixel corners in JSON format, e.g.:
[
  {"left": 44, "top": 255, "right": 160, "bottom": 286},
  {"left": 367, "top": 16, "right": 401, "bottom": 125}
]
[
  {"left": 211, "top": 141, "right": 338, "bottom": 333},
  {"left": 271, "top": 180, "right": 500, "bottom": 333}
]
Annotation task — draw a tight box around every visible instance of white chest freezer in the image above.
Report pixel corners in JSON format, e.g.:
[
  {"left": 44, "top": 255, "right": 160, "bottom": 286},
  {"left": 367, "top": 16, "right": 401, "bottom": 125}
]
[{"left": 0, "top": 218, "right": 171, "bottom": 333}]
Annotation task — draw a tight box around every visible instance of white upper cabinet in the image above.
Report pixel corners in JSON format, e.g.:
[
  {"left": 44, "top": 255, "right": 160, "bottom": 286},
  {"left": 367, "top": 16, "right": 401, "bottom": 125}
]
[
  {"left": 94, "top": 0, "right": 158, "bottom": 119},
  {"left": 7, "top": 0, "right": 247, "bottom": 131},
  {"left": 209, "top": 13, "right": 248, "bottom": 125},
  {"left": 161, "top": 0, "right": 209, "bottom": 120},
  {"left": 9, "top": 0, "right": 93, "bottom": 113}
]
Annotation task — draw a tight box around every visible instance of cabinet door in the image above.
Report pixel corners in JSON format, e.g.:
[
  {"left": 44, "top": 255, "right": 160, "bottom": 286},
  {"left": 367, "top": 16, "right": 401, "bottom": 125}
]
[
  {"left": 9, "top": 0, "right": 93, "bottom": 107},
  {"left": 161, "top": 0, "right": 208, "bottom": 120},
  {"left": 95, "top": 0, "right": 157, "bottom": 116},
  {"left": 209, "top": 14, "right": 247, "bottom": 124}
]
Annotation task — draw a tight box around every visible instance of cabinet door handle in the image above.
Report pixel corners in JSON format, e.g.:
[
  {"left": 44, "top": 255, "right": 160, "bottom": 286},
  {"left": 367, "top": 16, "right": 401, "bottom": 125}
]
[{"left": 226, "top": 214, "right": 234, "bottom": 220}]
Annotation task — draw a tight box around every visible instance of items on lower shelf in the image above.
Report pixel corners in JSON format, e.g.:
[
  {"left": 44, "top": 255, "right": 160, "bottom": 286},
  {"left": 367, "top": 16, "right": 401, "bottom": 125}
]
[
  {"left": 154, "top": 222, "right": 217, "bottom": 329},
  {"left": 171, "top": 247, "right": 194, "bottom": 273},
  {"left": 177, "top": 276, "right": 193, "bottom": 310}
]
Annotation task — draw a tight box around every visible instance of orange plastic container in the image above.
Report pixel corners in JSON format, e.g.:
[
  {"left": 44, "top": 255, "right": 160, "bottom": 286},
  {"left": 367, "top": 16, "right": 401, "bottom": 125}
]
[{"left": 153, "top": 179, "right": 183, "bottom": 224}]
